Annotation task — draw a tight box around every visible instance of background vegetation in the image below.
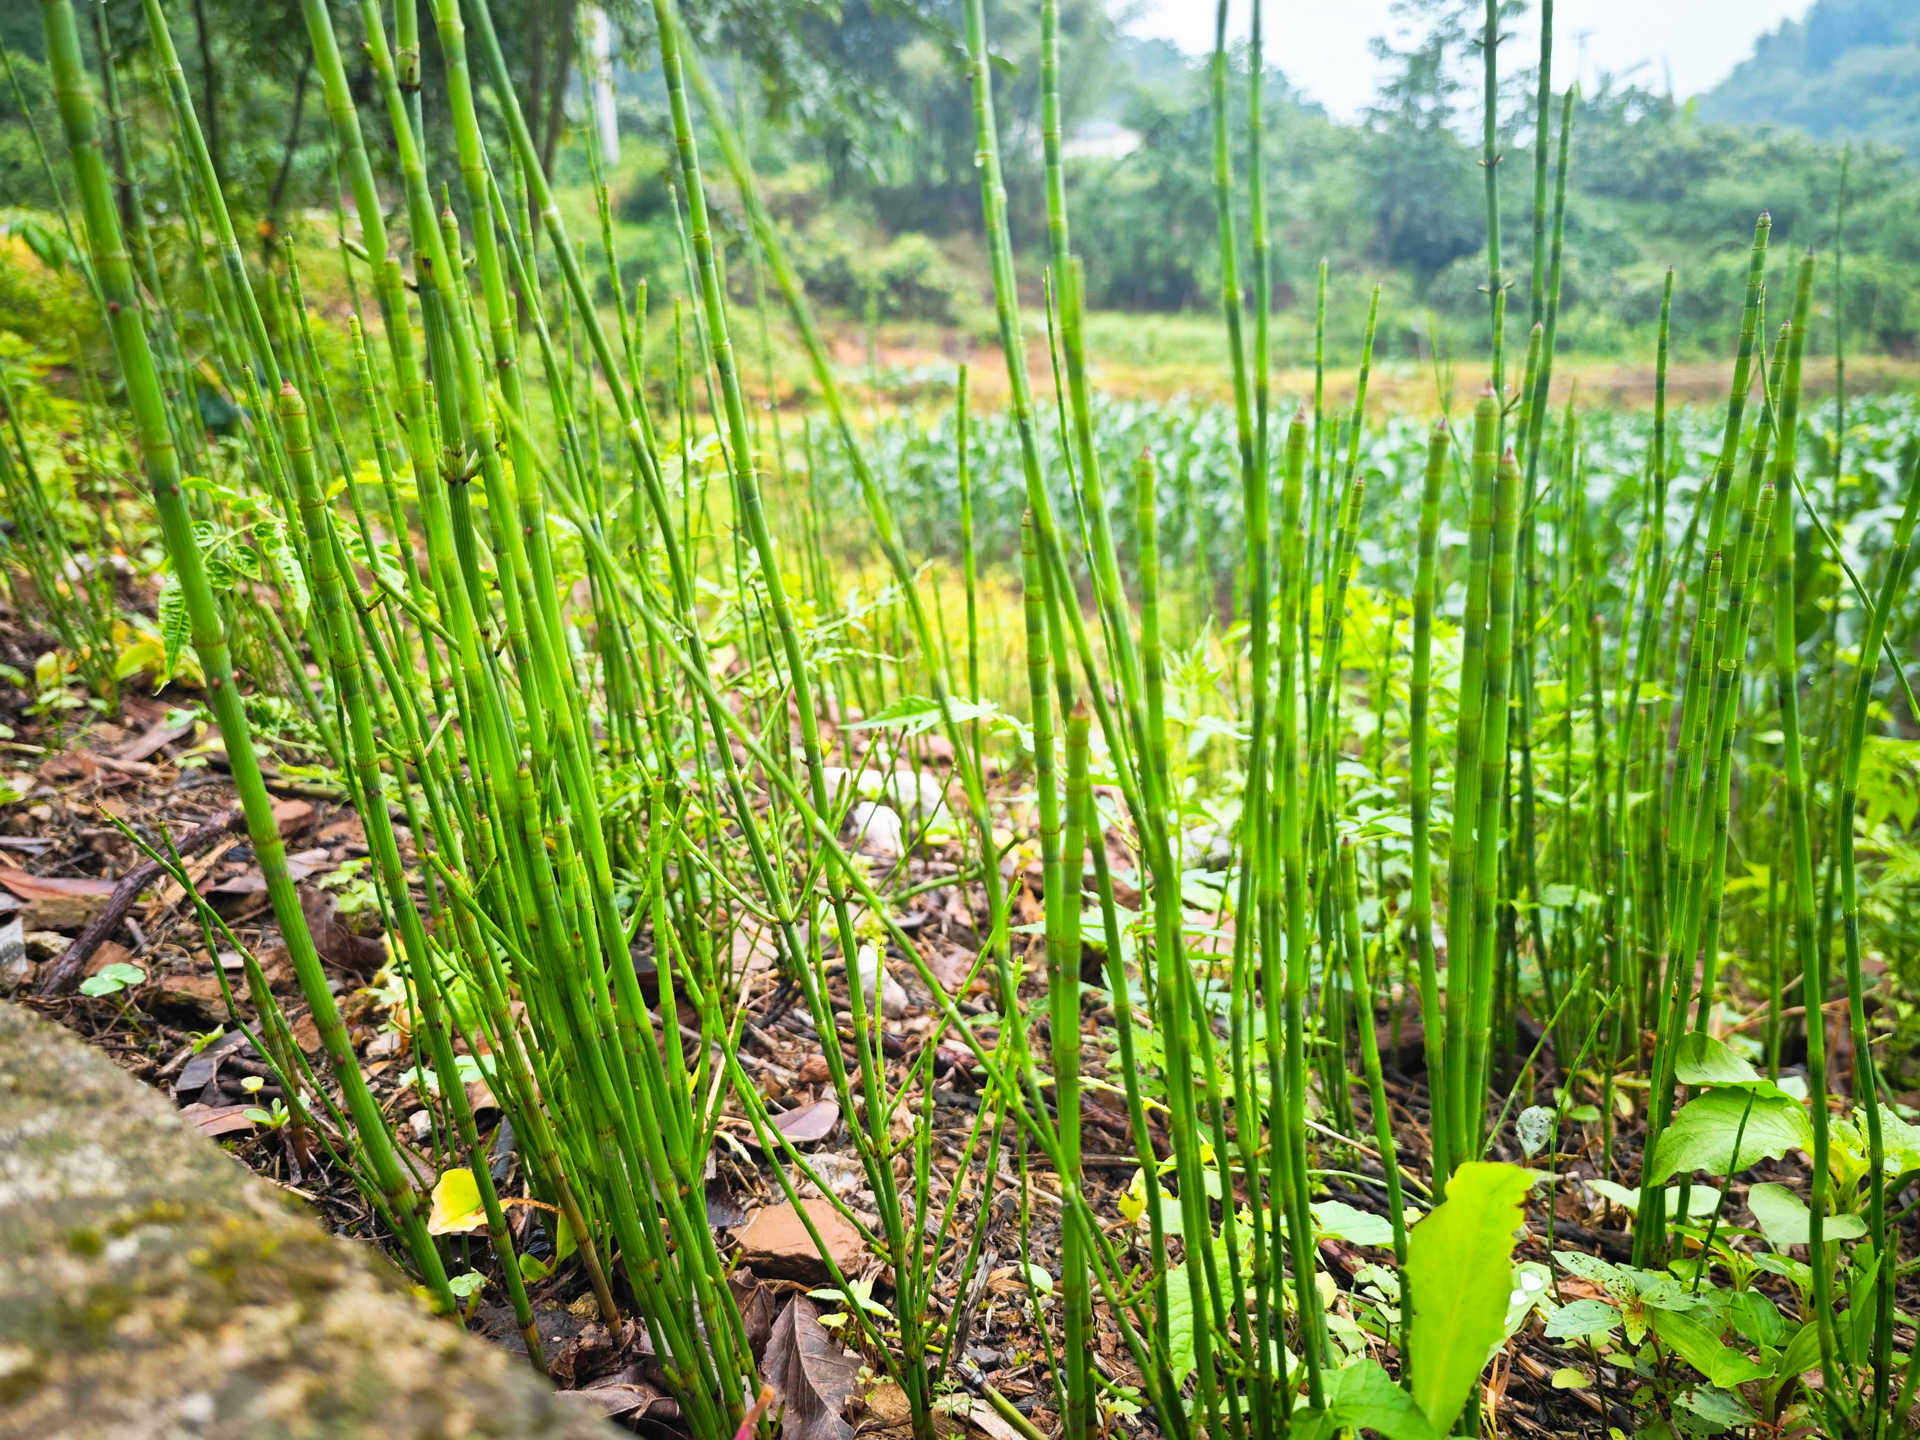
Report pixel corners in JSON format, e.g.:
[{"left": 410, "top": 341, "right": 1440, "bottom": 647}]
[{"left": 7, "top": 0, "right": 1920, "bottom": 366}]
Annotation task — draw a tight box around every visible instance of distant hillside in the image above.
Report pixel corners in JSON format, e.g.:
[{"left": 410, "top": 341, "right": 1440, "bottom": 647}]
[{"left": 1700, "top": 0, "right": 1920, "bottom": 158}]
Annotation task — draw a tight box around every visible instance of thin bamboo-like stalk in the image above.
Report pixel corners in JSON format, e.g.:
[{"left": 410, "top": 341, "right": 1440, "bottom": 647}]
[
  {"left": 1054, "top": 701, "right": 1093, "bottom": 1440},
  {"left": 1833, "top": 291, "right": 1918, "bottom": 1428},
  {"left": 38, "top": 0, "right": 453, "bottom": 1310},
  {"left": 1410, "top": 417, "right": 1452, "bottom": 1176},
  {"left": 1466, "top": 444, "right": 1524, "bottom": 1148},
  {"left": 1766, "top": 255, "right": 1839, "bottom": 1394},
  {"left": 1443, "top": 390, "right": 1501, "bottom": 1167}
]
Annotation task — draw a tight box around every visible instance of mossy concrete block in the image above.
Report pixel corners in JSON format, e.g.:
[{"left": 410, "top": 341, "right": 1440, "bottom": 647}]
[{"left": 0, "top": 1001, "right": 616, "bottom": 1439}]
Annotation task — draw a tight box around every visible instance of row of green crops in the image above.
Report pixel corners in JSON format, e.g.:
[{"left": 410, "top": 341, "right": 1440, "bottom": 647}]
[
  {"left": 813, "top": 389, "right": 1920, "bottom": 646},
  {"left": 12, "top": 0, "right": 1920, "bottom": 1436}
]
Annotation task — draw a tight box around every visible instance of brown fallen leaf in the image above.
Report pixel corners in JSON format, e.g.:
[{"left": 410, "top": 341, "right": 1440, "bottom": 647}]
[
  {"left": 0, "top": 871, "right": 115, "bottom": 902},
  {"left": 706, "top": 1178, "right": 751, "bottom": 1232},
  {"left": 963, "top": 1399, "right": 1028, "bottom": 1440},
  {"left": 180, "top": 1103, "right": 258, "bottom": 1138},
  {"left": 924, "top": 942, "right": 976, "bottom": 995},
  {"left": 145, "top": 972, "right": 229, "bottom": 1026},
  {"left": 559, "top": 1376, "right": 677, "bottom": 1423},
  {"left": 764, "top": 1296, "right": 859, "bottom": 1440},
  {"left": 729, "top": 1274, "right": 778, "bottom": 1358},
  {"left": 208, "top": 847, "right": 331, "bottom": 897},
  {"left": 300, "top": 886, "right": 387, "bottom": 975},
  {"left": 851, "top": 1380, "right": 915, "bottom": 1435},
  {"left": 290, "top": 1013, "right": 323, "bottom": 1054},
  {"left": 769, "top": 1098, "right": 839, "bottom": 1145},
  {"left": 116, "top": 714, "right": 196, "bottom": 763},
  {"left": 797, "top": 1054, "right": 832, "bottom": 1087},
  {"left": 5, "top": 868, "right": 116, "bottom": 933},
  {"left": 270, "top": 798, "right": 316, "bottom": 836},
  {"left": 247, "top": 941, "right": 299, "bottom": 993}
]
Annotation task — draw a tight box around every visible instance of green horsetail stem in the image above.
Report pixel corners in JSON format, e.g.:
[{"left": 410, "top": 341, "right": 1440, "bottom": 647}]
[
  {"left": 1443, "top": 390, "right": 1502, "bottom": 1168},
  {"left": 277, "top": 382, "right": 540, "bottom": 1363},
  {"left": 1482, "top": 0, "right": 1506, "bottom": 402},
  {"left": 1615, "top": 268, "right": 1675, "bottom": 1057},
  {"left": 1268, "top": 406, "right": 1330, "bottom": 1400},
  {"left": 1836, "top": 414, "right": 1920, "bottom": 1425},
  {"left": 36, "top": 0, "right": 453, "bottom": 1310},
  {"left": 1689, "top": 348, "right": 1785, "bottom": 1041},
  {"left": 1340, "top": 844, "right": 1410, "bottom": 1288},
  {"left": 1833, "top": 146, "right": 1851, "bottom": 500},
  {"left": 1766, "top": 254, "right": 1839, "bottom": 1396},
  {"left": 1249, "top": 0, "right": 1273, "bottom": 465},
  {"left": 1303, "top": 286, "right": 1381, "bottom": 835},
  {"left": 1466, "top": 446, "right": 1523, "bottom": 1149},
  {"left": 1529, "top": 0, "right": 1554, "bottom": 331},
  {"left": 958, "top": 366, "right": 983, "bottom": 778},
  {"left": 1410, "top": 417, "right": 1452, "bottom": 1177},
  {"left": 1133, "top": 442, "right": 1232, "bottom": 1436},
  {"left": 1055, "top": 702, "right": 1094, "bottom": 1440},
  {"left": 1218, "top": 4, "right": 1278, "bottom": 1411}
]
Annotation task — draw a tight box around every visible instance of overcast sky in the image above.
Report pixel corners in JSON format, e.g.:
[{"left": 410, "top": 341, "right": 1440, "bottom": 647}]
[{"left": 1127, "top": 0, "right": 1817, "bottom": 120}]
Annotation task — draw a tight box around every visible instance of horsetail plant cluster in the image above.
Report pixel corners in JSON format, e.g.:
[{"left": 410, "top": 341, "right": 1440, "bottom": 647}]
[{"left": 19, "top": 0, "right": 1920, "bottom": 1436}]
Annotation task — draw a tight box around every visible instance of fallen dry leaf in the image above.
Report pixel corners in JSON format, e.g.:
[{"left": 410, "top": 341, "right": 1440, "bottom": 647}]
[
  {"left": 852, "top": 1379, "right": 914, "bottom": 1435},
  {"left": 565, "top": 1369, "right": 676, "bottom": 1423},
  {"left": 0, "top": 871, "right": 114, "bottom": 902},
  {"left": 764, "top": 1296, "right": 859, "bottom": 1440},
  {"left": 729, "top": 1274, "right": 778, "bottom": 1358},
  {"left": 179, "top": 1103, "right": 259, "bottom": 1138},
  {"left": 291, "top": 1013, "right": 323, "bottom": 1054},
  {"left": 300, "top": 886, "right": 387, "bottom": 975},
  {"left": 145, "top": 972, "right": 229, "bottom": 1026},
  {"left": 797, "top": 1054, "right": 832, "bottom": 1086},
  {"left": 116, "top": 715, "right": 196, "bottom": 763},
  {"left": 963, "top": 1399, "right": 1027, "bottom": 1440},
  {"left": 769, "top": 1098, "right": 840, "bottom": 1145}
]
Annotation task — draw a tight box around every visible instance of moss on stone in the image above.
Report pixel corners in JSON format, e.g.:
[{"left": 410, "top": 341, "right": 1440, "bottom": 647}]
[{"left": 0, "top": 1001, "right": 615, "bottom": 1439}]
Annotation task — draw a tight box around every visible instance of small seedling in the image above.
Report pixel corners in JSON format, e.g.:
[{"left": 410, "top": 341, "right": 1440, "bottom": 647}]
[{"left": 79, "top": 961, "right": 145, "bottom": 998}]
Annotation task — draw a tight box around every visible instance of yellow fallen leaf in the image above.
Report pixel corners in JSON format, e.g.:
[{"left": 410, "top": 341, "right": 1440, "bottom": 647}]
[{"left": 427, "top": 1168, "right": 487, "bottom": 1234}]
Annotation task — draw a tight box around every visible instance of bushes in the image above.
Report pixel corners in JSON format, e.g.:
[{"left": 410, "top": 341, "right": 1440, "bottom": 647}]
[
  {"left": 616, "top": 147, "right": 964, "bottom": 323},
  {"left": 0, "top": 219, "right": 93, "bottom": 350},
  {"left": 789, "top": 216, "right": 966, "bottom": 323}
]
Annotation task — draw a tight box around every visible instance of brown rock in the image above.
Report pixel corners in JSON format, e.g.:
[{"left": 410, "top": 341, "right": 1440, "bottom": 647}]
[
  {"left": 21, "top": 892, "right": 107, "bottom": 933},
  {"left": 144, "top": 972, "right": 228, "bottom": 1026},
  {"left": 735, "top": 1197, "right": 868, "bottom": 1285},
  {"left": 797, "top": 1054, "right": 832, "bottom": 1087}
]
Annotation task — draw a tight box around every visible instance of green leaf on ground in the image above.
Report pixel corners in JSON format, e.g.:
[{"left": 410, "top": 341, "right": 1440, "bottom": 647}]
[{"left": 1407, "top": 1161, "right": 1534, "bottom": 1430}]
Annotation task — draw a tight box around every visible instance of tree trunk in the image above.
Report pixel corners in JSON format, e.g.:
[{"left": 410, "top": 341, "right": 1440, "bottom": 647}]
[
  {"left": 191, "top": 0, "right": 223, "bottom": 189},
  {"left": 264, "top": 55, "right": 314, "bottom": 264},
  {"left": 537, "top": 0, "right": 579, "bottom": 181}
]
